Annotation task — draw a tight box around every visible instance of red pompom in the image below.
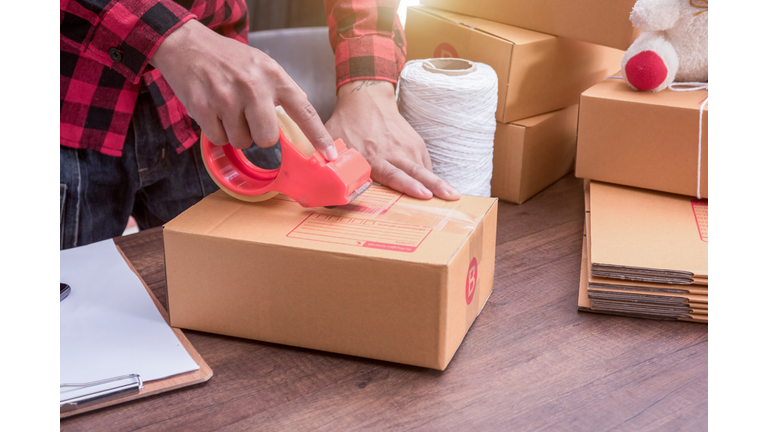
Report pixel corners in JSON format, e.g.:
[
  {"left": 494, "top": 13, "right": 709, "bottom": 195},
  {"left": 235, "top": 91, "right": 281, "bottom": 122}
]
[{"left": 625, "top": 51, "right": 668, "bottom": 91}]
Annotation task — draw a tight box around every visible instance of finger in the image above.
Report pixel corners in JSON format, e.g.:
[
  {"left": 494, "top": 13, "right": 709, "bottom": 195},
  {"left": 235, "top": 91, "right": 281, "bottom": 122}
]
[
  {"left": 370, "top": 158, "right": 433, "bottom": 200},
  {"left": 244, "top": 103, "right": 280, "bottom": 149},
  {"left": 278, "top": 88, "right": 337, "bottom": 161},
  {"left": 396, "top": 158, "right": 461, "bottom": 201},
  {"left": 195, "top": 113, "right": 229, "bottom": 146},
  {"left": 421, "top": 146, "right": 434, "bottom": 172},
  {"left": 220, "top": 110, "right": 254, "bottom": 149}
]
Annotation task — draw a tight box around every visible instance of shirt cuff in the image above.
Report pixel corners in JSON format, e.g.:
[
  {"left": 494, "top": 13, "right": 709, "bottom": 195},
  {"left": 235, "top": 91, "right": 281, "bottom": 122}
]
[
  {"left": 84, "top": 0, "right": 195, "bottom": 84},
  {"left": 334, "top": 33, "right": 406, "bottom": 92}
]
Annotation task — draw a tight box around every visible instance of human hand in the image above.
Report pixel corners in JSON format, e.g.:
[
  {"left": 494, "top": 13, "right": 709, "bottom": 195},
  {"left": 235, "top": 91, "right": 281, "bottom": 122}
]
[
  {"left": 325, "top": 80, "right": 460, "bottom": 200},
  {"left": 149, "top": 19, "right": 337, "bottom": 160}
]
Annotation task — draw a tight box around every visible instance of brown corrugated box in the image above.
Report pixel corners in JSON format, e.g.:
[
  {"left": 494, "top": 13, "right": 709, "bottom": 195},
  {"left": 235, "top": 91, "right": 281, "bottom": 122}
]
[
  {"left": 419, "top": 0, "right": 640, "bottom": 50},
  {"left": 587, "top": 180, "right": 708, "bottom": 284},
  {"left": 163, "top": 186, "right": 498, "bottom": 370},
  {"left": 576, "top": 78, "right": 709, "bottom": 199},
  {"left": 404, "top": 5, "right": 624, "bottom": 123},
  {"left": 491, "top": 105, "right": 578, "bottom": 204}
]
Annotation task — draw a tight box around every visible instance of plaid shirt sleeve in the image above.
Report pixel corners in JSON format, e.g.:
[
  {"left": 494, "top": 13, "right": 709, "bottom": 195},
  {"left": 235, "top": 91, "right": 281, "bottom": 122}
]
[
  {"left": 60, "top": 0, "right": 196, "bottom": 84},
  {"left": 61, "top": 0, "right": 248, "bottom": 156},
  {"left": 325, "top": 0, "right": 407, "bottom": 91}
]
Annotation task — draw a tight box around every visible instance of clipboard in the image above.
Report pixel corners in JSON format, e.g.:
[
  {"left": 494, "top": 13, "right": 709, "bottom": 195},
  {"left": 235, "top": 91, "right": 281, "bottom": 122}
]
[{"left": 60, "top": 243, "right": 213, "bottom": 418}]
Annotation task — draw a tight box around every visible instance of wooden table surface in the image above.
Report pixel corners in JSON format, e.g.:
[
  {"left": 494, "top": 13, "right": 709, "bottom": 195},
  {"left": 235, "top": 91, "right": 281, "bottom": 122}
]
[{"left": 60, "top": 174, "right": 708, "bottom": 431}]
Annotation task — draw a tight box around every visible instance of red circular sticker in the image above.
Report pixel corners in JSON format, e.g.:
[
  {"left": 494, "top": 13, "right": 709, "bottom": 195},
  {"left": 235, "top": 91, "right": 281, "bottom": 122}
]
[
  {"left": 434, "top": 42, "right": 458, "bottom": 58},
  {"left": 465, "top": 257, "right": 478, "bottom": 305}
]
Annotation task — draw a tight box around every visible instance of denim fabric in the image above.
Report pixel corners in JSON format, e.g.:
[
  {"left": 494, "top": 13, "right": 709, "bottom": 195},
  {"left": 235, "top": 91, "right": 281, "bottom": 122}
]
[{"left": 60, "top": 90, "right": 281, "bottom": 250}]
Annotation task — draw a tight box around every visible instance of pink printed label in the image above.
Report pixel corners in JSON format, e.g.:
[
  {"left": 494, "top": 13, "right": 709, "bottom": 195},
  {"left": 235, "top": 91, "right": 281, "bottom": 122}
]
[
  {"left": 287, "top": 213, "right": 430, "bottom": 252},
  {"left": 691, "top": 199, "right": 708, "bottom": 242},
  {"left": 434, "top": 42, "right": 458, "bottom": 58},
  {"left": 272, "top": 185, "right": 402, "bottom": 215}
]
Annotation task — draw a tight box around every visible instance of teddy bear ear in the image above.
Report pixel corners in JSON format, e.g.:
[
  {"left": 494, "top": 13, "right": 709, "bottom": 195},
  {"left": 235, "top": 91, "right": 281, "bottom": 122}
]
[{"left": 629, "top": 0, "right": 681, "bottom": 32}]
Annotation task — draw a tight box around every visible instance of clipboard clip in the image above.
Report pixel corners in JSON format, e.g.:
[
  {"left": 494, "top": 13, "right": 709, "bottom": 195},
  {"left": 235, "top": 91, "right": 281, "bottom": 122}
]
[{"left": 60, "top": 373, "right": 143, "bottom": 413}]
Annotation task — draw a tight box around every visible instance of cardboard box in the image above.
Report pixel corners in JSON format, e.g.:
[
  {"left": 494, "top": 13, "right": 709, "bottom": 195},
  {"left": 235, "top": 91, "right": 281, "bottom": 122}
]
[
  {"left": 419, "top": 0, "right": 640, "bottom": 50},
  {"left": 586, "top": 181, "right": 708, "bottom": 284},
  {"left": 576, "top": 78, "right": 709, "bottom": 199},
  {"left": 491, "top": 105, "right": 578, "bottom": 204},
  {"left": 164, "top": 186, "right": 498, "bottom": 370},
  {"left": 404, "top": 5, "right": 625, "bottom": 123}
]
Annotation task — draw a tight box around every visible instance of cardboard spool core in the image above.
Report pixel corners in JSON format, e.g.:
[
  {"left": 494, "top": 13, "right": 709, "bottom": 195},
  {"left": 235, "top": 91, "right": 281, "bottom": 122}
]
[{"left": 422, "top": 58, "right": 476, "bottom": 76}]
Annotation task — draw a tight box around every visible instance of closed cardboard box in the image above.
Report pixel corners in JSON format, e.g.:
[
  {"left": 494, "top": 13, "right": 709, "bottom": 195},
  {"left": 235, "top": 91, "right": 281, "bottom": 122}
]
[
  {"left": 419, "top": 0, "right": 640, "bottom": 50},
  {"left": 164, "top": 186, "right": 498, "bottom": 370},
  {"left": 404, "top": 6, "right": 624, "bottom": 123},
  {"left": 576, "top": 78, "right": 709, "bottom": 199},
  {"left": 491, "top": 105, "right": 578, "bottom": 204}
]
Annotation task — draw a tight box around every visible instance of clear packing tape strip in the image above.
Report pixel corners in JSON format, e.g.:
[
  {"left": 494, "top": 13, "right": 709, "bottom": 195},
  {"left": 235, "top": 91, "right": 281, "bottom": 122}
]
[
  {"left": 608, "top": 76, "right": 708, "bottom": 199},
  {"left": 325, "top": 186, "right": 482, "bottom": 234},
  {"left": 272, "top": 184, "right": 487, "bottom": 258}
]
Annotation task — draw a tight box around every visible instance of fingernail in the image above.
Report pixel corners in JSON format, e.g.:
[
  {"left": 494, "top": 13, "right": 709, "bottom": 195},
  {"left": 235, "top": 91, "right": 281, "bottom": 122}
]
[
  {"left": 419, "top": 186, "right": 432, "bottom": 197},
  {"left": 444, "top": 186, "right": 461, "bottom": 199},
  {"left": 323, "top": 145, "right": 338, "bottom": 161}
]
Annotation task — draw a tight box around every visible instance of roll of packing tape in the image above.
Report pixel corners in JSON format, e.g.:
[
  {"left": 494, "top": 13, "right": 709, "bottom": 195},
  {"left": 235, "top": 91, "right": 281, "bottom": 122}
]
[
  {"left": 201, "top": 106, "right": 373, "bottom": 208},
  {"left": 201, "top": 107, "right": 315, "bottom": 202}
]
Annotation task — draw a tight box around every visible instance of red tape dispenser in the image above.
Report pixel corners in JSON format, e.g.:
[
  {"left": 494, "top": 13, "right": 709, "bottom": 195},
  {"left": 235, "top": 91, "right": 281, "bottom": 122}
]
[{"left": 201, "top": 107, "right": 372, "bottom": 207}]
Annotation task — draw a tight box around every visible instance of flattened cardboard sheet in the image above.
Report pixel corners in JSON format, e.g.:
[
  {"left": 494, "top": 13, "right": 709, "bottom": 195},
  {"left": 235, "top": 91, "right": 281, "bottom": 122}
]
[
  {"left": 587, "top": 181, "right": 708, "bottom": 283},
  {"left": 578, "top": 235, "right": 706, "bottom": 323},
  {"left": 587, "top": 288, "right": 707, "bottom": 308}
]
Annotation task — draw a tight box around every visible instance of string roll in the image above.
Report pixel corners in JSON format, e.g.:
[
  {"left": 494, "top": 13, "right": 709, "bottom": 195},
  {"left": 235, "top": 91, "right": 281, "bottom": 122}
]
[{"left": 397, "top": 58, "right": 498, "bottom": 197}]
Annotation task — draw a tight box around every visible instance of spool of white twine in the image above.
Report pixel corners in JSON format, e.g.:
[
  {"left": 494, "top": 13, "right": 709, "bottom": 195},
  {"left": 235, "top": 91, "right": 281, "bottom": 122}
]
[{"left": 397, "top": 58, "right": 498, "bottom": 197}]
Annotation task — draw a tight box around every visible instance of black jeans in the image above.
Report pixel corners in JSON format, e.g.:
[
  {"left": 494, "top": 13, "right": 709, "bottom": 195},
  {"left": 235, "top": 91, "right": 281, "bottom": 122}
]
[{"left": 60, "top": 91, "right": 280, "bottom": 250}]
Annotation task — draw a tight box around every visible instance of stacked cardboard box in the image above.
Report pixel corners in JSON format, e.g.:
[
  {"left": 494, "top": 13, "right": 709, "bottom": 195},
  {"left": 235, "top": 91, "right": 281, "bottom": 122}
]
[
  {"left": 418, "top": 0, "right": 639, "bottom": 50},
  {"left": 575, "top": 78, "right": 709, "bottom": 323},
  {"left": 404, "top": 4, "right": 626, "bottom": 203}
]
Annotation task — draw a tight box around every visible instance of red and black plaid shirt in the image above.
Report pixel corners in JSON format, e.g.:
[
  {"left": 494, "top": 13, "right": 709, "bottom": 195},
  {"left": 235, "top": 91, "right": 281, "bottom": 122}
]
[{"left": 60, "top": 0, "right": 406, "bottom": 157}]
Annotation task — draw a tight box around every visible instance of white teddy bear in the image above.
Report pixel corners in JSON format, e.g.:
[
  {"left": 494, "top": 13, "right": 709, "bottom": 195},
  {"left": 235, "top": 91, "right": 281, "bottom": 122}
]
[{"left": 621, "top": 0, "right": 708, "bottom": 92}]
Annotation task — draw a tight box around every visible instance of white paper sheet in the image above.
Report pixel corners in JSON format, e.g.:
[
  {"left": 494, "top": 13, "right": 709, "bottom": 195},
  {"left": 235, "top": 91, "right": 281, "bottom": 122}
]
[{"left": 60, "top": 239, "right": 199, "bottom": 402}]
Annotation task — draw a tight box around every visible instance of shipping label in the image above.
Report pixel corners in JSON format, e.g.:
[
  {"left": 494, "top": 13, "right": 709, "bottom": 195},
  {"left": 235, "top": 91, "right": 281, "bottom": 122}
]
[{"left": 287, "top": 213, "right": 431, "bottom": 253}]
